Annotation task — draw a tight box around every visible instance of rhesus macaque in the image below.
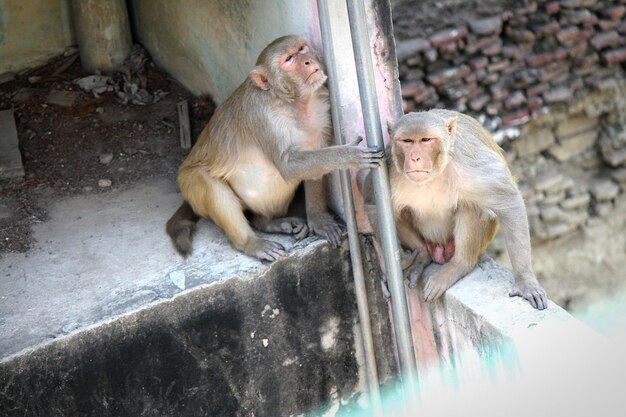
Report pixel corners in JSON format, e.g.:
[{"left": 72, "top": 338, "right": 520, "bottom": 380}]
[
  {"left": 167, "top": 35, "right": 382, "bottom": 261},
  {"left": 361, "top": 109, "right": 548, "bottom": 310}
]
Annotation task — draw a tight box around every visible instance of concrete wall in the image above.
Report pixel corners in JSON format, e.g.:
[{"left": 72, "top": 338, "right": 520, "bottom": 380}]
[
  {"left": 129, "top": 0, "right": 321, "bottom": 103},
  {"left": 0, "top": 0, "right": 74, "bottom": 74}
]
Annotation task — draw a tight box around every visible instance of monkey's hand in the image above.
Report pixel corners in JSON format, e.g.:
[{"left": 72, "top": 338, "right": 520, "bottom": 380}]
[
  {"left": 340, "top": 137, "right": 384, "bottom": 169},
  {"left": 308, "top": 212, "right": 342, "bottom": 247},
  {"left": 509, "top": 276, "right": 548, "bottom": 310},
  {"left": 401, "top": 248, "right": 431, "bottom": 289}
]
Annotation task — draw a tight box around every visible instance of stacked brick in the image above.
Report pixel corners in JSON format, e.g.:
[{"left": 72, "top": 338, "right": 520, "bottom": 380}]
[
  {"left": 396, "top": 0, "right": 626, "bottom": 131},
  {"left": 394, "top": 0, "right": 626, "bottom": 242}
]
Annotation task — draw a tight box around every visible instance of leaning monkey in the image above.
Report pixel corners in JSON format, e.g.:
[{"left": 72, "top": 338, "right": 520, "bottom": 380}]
[
  {"left": 167, "top": 35, "right": 382, "bottom": 261},
  {"left": 361, "top": 110, "right": 548, "bottom": 310}
]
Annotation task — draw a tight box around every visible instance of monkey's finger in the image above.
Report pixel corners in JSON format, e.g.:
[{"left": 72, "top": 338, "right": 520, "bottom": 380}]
[
  {"left": 294, "top": 225, "right": 309, "bottom": 240},
  {"left": 349, "top": 136, "right": 364, "bottom": 146},
  {"left": 325, "top": 226, "right": 341, "bottom": 247},
  {"left": 534, "top": 292, "right": 548, "bottom": 310}
]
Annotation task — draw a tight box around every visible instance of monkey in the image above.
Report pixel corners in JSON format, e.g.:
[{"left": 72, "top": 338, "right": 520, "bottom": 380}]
[
  {"left": 360, "top": 109, "right": 548, "bottom": 310},
  {"left": 166, "top": 35, "right": 383, "bottom": 261}
]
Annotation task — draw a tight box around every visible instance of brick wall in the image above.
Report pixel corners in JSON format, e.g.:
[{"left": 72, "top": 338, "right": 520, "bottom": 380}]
[{"left": 393, "top": 0, "right": 626, "bottom": 242}]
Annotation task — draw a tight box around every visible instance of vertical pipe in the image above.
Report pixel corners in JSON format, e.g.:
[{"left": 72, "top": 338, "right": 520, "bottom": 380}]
[
  {"left": 71, "top": 0, "right": 132, "bottom": 73},
  {"left": 316, "top": 2, "right": 383, "bottom": 415},
  {"left": 345, "top": 0, "right": 419, "bottom": 393}
]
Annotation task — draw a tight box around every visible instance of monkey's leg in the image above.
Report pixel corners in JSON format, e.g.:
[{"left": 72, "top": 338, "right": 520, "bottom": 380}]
[
  {"left": 423, "top": 207, "right": 494, "bottom": 302},
  {"left": 252, "top": 216, "right": 308, "bottom": 240},
  {"left": 304, "top": 178, "right": 342, "bottom": 247},
  {"left": 396, "top": 211, "right": 432, "bottom": 288},
  {"left": 180, "top": 170, "right": 287, "bottom": 261}
]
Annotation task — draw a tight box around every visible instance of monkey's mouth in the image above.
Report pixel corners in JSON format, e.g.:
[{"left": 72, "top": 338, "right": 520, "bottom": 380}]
[
  {"left": 306, "top": 68, "right": 321, "bottom": 83},
  {"left": 406, "top": 170, "right": 431, "bottom": 174}
]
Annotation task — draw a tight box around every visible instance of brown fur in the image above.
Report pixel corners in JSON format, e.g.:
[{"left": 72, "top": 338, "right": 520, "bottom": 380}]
[
  {"left": 167, "top": 35, "right": 382, "bottom": 261},
  {"left": 362, "top": 109, "right": 548, "bottom": 310}
]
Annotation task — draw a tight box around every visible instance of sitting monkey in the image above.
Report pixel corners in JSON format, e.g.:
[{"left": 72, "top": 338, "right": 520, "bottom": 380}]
[
  {"left": 361, "top": 110, "right": 548, "bottom": 310},
  {"left": 167, "top": 35, "right": 382, "bottom": 261}
]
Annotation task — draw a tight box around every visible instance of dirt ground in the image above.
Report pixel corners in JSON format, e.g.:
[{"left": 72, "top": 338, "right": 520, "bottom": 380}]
[{"left": 0, "top": 49, "right": 215, "bottom": 254}]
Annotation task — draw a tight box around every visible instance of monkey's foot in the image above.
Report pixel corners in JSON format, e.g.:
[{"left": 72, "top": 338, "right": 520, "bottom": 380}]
[
  {"left": 401, "top": 248, "right": 431, "bottom": 289},
  {"left": 242, "top": 238, "right": 287, "bottom": 262},
  {"left": 254, "top": 217, "right": 308, "bottom": 240},
  {"left": 308, "top": 213, "right": 342, "bottom": 247},
  {"left": 422, "top": 263, "right": 464, "bottom": 302},
  {"left": 509, "top": 280, "right": 548, "bottom": 310}
]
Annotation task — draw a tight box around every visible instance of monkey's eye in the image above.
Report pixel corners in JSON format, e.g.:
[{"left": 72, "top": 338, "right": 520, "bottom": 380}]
[
  {"left": 285, "top": 55, "right": 293, "bottom": 63},
  {"left": 401, "top": 138, "right": 413, "bottom": 143},
  {"left": 421, "top": 137, "right": 433, "bottom": 143}
]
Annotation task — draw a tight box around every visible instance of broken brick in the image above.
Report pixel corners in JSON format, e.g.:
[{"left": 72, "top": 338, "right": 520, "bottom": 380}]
[
  {"left": 590, "top": 31, "right": 620, "bottom": 50},
  {"left": 429, "top": 27, "right": 468, "bottom": 48},
  {"left": 602, "top": 47, "right": 626, "bottom": 64}
]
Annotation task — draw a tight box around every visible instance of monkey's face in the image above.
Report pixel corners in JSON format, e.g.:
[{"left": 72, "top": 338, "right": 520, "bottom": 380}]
[
  {"left": 394, "top": 135, "right": 442, "bottom": 183},
  {"left": 277, "top": 40, "right": 327, "bottom": 93},
  {"left": 391, "top": 112, "right": 455, "bottom": 184}
]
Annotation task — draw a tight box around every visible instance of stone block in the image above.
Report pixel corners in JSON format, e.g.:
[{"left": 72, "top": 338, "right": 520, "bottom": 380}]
[
  {"left": 556, "top": 27, "right": 580, "bottom": 44},
  {"left": 531, "top": 21, "right": 560, "bottom": 36},
  {"left": 548, "top": 131, "right": 598, "bottom": 161},
  {"left": 545, "top": 2, "right": 560, "bottom": 14},
  {"left": 542, "top": 191, "right": 567, "bottom": 206},
  {"left": 543, "top": 87, "right": 573, "bottom": 104},
  {"left": 469, "top": 56, "right": 489, "bottom": 70},
  {"left": 533, "top": 171, "right": 564, "bottom": 193},
  {"left": 602, "top": 48, "right": 626, "bottom": 64},
  {"left": 590, "top": 179, "right": 620, "bottom": 201},
  {"left": 396, "top": 38, "right": 430, "bottom": 60},
  {"left": 555, "top": 116, "right": 598, "bottom": 139},
  {"left": 513, "top": 128, "right": 555, "bottom": 158},
  {"left": 603, "top": 5, "right": 626, "bottom": 20},
  {"left": 590, "top": 31, "right": 620, "bottom": 50},
  {"left": 540, "top": 205, "right": 564, "bottom": 222},
  {"left": 468, "top": 94, "right": 490, "bottom": 111},
  {"left": 501, "top": 110, "right": 530, "bottom": 127},
  {"left": 504, "top": 91, "right": 526, "bottom": 110},
  {"left": 593, "top": 201, "right": 614, "bottom": 217},
  {"left": 560, "top": 193, "right": 591, "bottom": 210},
  {"left": 562, "top": 209, "right": 589, "bottom": 226},
  {"left": 481, "top": 38, "right": 503, "bottom": 56},
  {"left": 430, "top": 27, "right": 468, "bottom": 48},
  {"left": 468, "top": 16, "right": 502, "bottom": 36},
  {"left": 598, "top": 20, "right": 620, "bottom": 31},
  {"left": 487, "top": 59, "right": 509, "bottom": 73},
  {"left": 610, "top": 168, "right": 626, "bottom": 184}
]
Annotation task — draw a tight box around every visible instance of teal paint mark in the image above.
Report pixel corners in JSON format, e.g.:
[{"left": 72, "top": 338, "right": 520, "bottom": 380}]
[{"left": 0, "top": 0, "right": 9, "bottom": 45}]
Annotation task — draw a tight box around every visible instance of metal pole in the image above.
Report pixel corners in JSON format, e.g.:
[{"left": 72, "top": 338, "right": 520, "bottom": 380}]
[
  {"left": 344, "top": 0, "right": 419, "bottom": 392},
  {"left": 316, "top": 1, "right": 383, "bottom": 415}
]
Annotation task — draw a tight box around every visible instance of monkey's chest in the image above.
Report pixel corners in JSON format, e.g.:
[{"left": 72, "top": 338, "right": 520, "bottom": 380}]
[
  {"left": 394, "top": 179, "right": 457, "bottom": 244},
  {"left": 229, "top": 152, "right": 298, "bottom": 217}
]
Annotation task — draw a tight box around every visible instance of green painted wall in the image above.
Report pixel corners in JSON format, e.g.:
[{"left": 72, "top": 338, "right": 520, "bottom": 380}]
[
  {"left": 0, "top": 0, "right": 74, "bottom": 74},
  {"left": 129, "top": 0, "right": 319, "bottom": 102}
]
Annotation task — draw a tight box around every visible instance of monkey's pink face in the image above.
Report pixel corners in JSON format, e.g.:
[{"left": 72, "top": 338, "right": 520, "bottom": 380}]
[
  {"left": 279, "top": 42, "right": 324, "bottom": 86},
  {"left": 395, "top": 136, "right": 441, "bottom": 183}
]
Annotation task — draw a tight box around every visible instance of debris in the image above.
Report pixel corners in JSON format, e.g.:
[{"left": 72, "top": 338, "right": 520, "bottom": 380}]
[
  {"left": 95, "top": 107, "right": 104, "bottom": 114},
  {"left": 0, "top": 72, "right": 15, "bottom": 85},
  {"left": 12, "top": 88, "right": 37, "bottom": 103},
  {"left": 98, "top": 179, "right": 112, "bottom": 188},
  {"left": 177, "top": 100, "right": 191, "bottom": 149},
  {"left": 63, "top": 46, "right": 79, "bottom": 57},
  {"left": 45, "top": 90, "right": 80, "bottom": 107},
  {"left": 99, "top": 153, "right": 113, "bottom": 165},
  {"left": 0, "top": 109, "right": 25, "bottom": 179},
  {"left": 75, "top": 75, "right": 116, "bottom": 97},
  {"left": 52, "top": 54, "right": 79, "bottom": 76},
  {"left": 28, "top": 76, "right": 42, "bottom": 84}
]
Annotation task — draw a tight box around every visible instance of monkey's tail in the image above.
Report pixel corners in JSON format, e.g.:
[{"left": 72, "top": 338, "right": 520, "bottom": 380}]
[{"left": 166, "top": 201, "right": 200, "bottom": 257}]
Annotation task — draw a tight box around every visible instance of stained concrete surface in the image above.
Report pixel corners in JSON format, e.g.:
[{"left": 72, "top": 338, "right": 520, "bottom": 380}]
[{"left": 0, "top": 178, "right": 317, "bottom": 361}]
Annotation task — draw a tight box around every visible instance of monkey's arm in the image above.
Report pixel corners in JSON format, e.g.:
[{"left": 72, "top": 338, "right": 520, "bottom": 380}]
[
  {"left": 304, "top": 178, "right": 342, "bottom": 247},
  {"left": 276, "top": 138, "right": 383, "bottom": 182},
  {"left": 490, "top": 191, "right": 547, "bottom": 310}
]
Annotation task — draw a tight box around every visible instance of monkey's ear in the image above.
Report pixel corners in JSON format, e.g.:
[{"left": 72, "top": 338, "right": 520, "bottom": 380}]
[
  {"left": 446, "top": 116, "right": 458, "bottom": 138},
  {"left": 387, "top": 120, "right": 394, "bottom": 136},
  {"left": 250, "top": 67, "right": 271, "bottom": 91}
]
